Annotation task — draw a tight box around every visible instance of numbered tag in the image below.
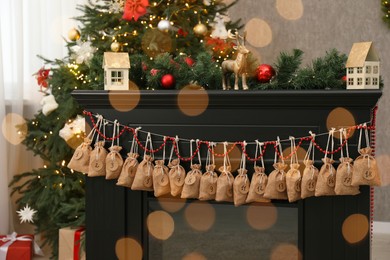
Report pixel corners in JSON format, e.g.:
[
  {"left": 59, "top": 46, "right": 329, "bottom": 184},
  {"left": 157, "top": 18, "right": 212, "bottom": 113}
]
[
  {"left": 226, "top": 185, "right": 233, "bottom": 197},
  {"left": 294, "top": 179, "right": 302, "bottom": 192},
  {"left": 363, "top": 169, "right": 375, "bottom": 180},
  {"left": 343, "top": 176, "right": 352, "bottom": 186},
  {"left": 327, "top": 175, "right": 335, "bottom": 188},
  {"left": 73, "top": 149, "right": 84, "bottom": 160},
  {"left": 159, "top": 174, "right": 169, "bottom": 186},
  {"left": 92, "top": 160, "right": 103, "bottom": 171},
  {"left": 306, "top": 179, "right": 316, "bottom": 192},
  {"left": 208, "top": 184, "right": 216, "bottom": 195},
  {"left": 276, "top": 180, "right": 286, "bottom": 192},
  {"left": 108, "top": 160, "right": 119, "bottom": 171},
  {"left": 174, "top": 174, "right": 185, "bottom": 186},
  {"left": 143, "top": 176, "right": 153, "bottom": 188},
  {"left": 185, "top": 174, "right": 196, "bottom": 185},
  {"left": 255, "top": 183, "right": 266, "bottom": 195}
]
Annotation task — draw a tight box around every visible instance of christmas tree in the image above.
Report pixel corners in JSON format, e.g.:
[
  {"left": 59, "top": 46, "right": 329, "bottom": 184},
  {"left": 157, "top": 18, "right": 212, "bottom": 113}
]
[{"left": 10, "top": 0, "right": 241, "bottom": 258}]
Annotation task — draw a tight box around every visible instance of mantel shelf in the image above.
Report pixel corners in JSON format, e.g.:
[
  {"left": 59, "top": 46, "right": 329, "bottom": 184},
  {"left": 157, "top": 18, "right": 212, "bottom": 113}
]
[{"left": 72, "top": 89, "right": 382, "bottom": 109}]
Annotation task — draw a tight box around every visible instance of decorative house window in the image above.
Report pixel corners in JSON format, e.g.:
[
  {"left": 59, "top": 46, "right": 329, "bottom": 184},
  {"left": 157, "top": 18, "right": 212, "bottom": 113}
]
[
  {"left": 357, "top": 78, "right": 363, "bottom": 85},
  {"left": 373, "top": 66, "right": 379, "bottom": 74},
  {"left": 366, "top": 66, "right": 371, "bottom": 74},
  {"left": 373, "top": 77, "right": 378, "bottom": 85},
  {"left": 357, "top": 67, "right": 363, "bottom": 73},
  {"left": 348, "top": 68, "right": 354, "bottom": 74},
  {"left": 111, "top": 71, "right": 123, "bottom": 85},
  {"left": 365, "top": 77, "right": 371, "bottom": 85},
  {"left": 348, "top": 78, "right": 354, "bottom": 85}
]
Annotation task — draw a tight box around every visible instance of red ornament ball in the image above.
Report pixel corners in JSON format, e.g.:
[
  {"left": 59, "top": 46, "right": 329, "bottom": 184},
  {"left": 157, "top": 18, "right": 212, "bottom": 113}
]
[
  {"left": 161, "top": 74, "right": 175, "bottom": 89},
  {"left": 256, "top": 64, "right": 276, "bottom": 83},
  {"left": 341, "top": 75, "right": 347, "bottom": 82}
]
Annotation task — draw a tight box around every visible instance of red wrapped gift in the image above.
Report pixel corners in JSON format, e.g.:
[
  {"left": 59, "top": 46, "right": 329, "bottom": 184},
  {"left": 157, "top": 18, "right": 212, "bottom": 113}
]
[
  {"left": 59, "top": 227, "right": 85, "bottom": 260},
  {"left": 0, "top": 233, "right": 34, "bottom": 260}
]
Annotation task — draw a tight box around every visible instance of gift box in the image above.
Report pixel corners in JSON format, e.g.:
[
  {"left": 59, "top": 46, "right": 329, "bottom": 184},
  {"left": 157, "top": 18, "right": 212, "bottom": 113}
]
[
  {"left": 59, "top": 227, "right": 86, "bottom": 260},
  {"left": 0, "top": 233, "right": 33, "bottom": 260}
]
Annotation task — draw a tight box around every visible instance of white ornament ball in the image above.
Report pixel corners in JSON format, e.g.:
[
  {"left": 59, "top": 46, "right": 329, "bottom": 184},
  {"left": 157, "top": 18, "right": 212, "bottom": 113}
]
[{"left": 158, "top": 19, "right": 171, "bottom": 32}]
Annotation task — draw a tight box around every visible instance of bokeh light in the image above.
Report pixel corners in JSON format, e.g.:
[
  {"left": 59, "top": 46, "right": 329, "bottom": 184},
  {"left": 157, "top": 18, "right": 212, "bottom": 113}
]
[
  {"left": 376, "top": 154, "right": 390, "bottom": 186},
  {"left": 108, "top": 86, "right": 140, "bottom": 112},
  {"left": 2, "top": 113, "right": 27, "bottom": 145},
  {"left": 276, "top": 0, "right": 304, "bottom": 20},
  {"left": 182, "top": 252, "right": 207, "bottom": 260},
  {"left": 214, "top": 143, "right": 241, "bottom": 172},
  {"left": 115, "top": 237, "right": 143, "bottom": 260},
  {"left": 271, "top": 243, "right": 302, "bottom": 260},
  {"left": 141, "top": 29, "right": 173, "bottom": 58},
  {"left": 184, "top": 201, "right": 216, "bottom": 232},
  {"left": 147, "top": 211, "right": 175, "bottom": 240},
  {"left": 326, "top": 107, "right": 356, "bottom": 138},
  {"left": 177, "top": 85, "right": 209, "bottom": 117},
  {"left": 157, "top": 197, "right": 187, "bottom": 213},
  {"left": 246, "top": 204, "right": 278, "bottom": 230},
  {"left": 245, "top": 18, "right": 272, "bottom": 48},
  {"left": 342, "top": 214, "right": 369, "bottom": 244}
]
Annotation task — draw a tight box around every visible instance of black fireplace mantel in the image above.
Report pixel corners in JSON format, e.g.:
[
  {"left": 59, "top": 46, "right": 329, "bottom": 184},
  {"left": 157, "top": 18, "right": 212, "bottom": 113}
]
[{"left": 72, "top": 89, "right": 381, "bottom": 260}]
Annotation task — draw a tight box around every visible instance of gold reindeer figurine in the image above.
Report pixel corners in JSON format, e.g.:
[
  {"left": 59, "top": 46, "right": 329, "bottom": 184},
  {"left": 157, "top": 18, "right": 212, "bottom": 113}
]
[{"left": 221, "top": 30, "right": 250, "bottom": 90}]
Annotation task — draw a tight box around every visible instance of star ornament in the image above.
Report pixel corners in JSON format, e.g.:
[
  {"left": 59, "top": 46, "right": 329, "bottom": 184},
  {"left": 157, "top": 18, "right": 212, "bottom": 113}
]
[
  {"left": 122, "top": 0, "right": 149, "bottom": 21},
  {"left": 16, "top": 204, "right": 37, "bottom": 224}
]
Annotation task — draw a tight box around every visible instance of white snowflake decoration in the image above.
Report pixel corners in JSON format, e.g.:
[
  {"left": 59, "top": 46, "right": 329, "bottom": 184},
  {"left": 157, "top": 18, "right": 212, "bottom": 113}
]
[
  {"left": 109, "top": 0, "right": 125, "bottom": 13},
  {"left": 71, "top": 41, "right": 97, "bottom": 65},
  {"left": 17, "top": 204, "right": 37, "bottom": 224}
]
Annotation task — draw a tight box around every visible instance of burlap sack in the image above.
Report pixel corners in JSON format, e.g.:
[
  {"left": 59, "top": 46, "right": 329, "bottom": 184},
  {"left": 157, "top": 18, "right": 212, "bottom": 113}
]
[
  {"left": 68, "top": 137, "right": 92, "bottom": 173},
  {"left": 246, "top": 166, "right": 270, "bottom": 203},
  {"left": 233, "top": 168, "right": 250, "bottom": 206},
  {"left": 198, "top": 164, "right": 218, "bottom": 201},
  {"left": 215, "top": 166, "right": 234, "bottom": 202},
  {"left": 351, "top": 147, "right": 381, "bottom": 186},
  {"left": 152, "top": 160, "right": 170, "bottom": 197},
  {"left": 335, "top": 157, "right": 360, "bottom": 195},
  {"left": 131, "top": 155, "right": 154, "bottom": 191},
  {"left": 286, "top": 163, "right": 302, "bottom": 202},
  {"left": 301, "top": 160, "right": 319, "bottom": 199},
  {"left": 315, "top": 158, "right": 336, "bottom": 196},
  {"left": 181, "top": 164, "right": 202, "bottom": 199},
  {"left": 116, "top": 153, "right": 139, "bottom": 187},
  {"left": 105, "top": 145, "right": 124, "bottom": 179},
  {"left": 88, "top": 141, "right": 108, "bottom": 177},
  {"left": 264, "top": 162, "right": 288, "bottom": 200},
  {"left": 168, "top": 159, "right": 186, "bottom": 197}
]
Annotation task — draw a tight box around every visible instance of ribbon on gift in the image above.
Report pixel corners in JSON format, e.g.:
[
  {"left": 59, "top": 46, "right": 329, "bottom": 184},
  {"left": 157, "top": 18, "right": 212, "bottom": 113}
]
[
  {"left": 73, "top": 227, "right": 85, "bottom": 260},
  {"left": 0, "top": 232, "right": 44, "bottom": 260}
]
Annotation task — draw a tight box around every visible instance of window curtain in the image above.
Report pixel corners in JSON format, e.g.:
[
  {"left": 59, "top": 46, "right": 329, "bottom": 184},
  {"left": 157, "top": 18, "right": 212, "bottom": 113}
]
[{"left": 0, "top": 0, "right": 86, "bottom": 234}]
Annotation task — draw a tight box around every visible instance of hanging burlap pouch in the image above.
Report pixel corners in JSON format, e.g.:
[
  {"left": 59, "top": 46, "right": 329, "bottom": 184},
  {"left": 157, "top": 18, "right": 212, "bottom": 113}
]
[
  {"left": 68, "top": 137, "right": 92, "bottom": 173},
  {"left": 315, "top": 157, "right": 336, "bottom": 196},
  {"left": 131, "top": 154, "right": 154, "bottom": 191},
  {"left": 116, "top": 152, "right": 139, "bottom": 187},
  {"left": 233, "top": 168, "right": 250, "bottom": 206},
  {"left": 264, "top": 162, "right": 288, "bottom": 200},
  {"left": 153, "top": 160, "right": 170, "bottom": 197},
  {"left": 335, "top": 157, "right": 360, "bottom": 195},
  {"left": 88, "top": 141, "right": 108, "bottom": 177},
  {"left": 168, "top": 159, "right": 186, "bottom": 197},
  {"left": 352, "top": 147, "right": 381, "bottom": 186},
  {"left": 105, "top": 145, "right": 124, "bottom": 179},
  {"left": 215, "top": 166, "right": 234, "bottom": 202},
  {"left": 285, "top": 137, "right": 302, "bottom": 202},
  {"left": 199, "top": 164, "right": 218, "bottom": 201},
  {"left": 352, "top": 125, "right": 381, "bottom": 186},
  {"left": 246, "top": 166, "right": 270, "bottom": 203},
  {"left": 181, "top": 164, "right": 202, "bottom": 199},
  {"left": 301, "top": 160, "right": 319, "bottom": 199}
]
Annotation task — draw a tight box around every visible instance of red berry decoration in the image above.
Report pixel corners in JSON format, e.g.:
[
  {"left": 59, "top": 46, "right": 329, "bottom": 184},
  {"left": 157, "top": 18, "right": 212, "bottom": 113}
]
[
  {"left": 161, "top": 74, "right": 175, "bottom": 89},
  {"left": 184, "top": 57, "right": 195, "bottom": 67},
  {"left": 341, "top": 75, "right": 347, "bottom": 82},
  {"left": 256, "top": 64, "right": 276, "bottom": 83}
]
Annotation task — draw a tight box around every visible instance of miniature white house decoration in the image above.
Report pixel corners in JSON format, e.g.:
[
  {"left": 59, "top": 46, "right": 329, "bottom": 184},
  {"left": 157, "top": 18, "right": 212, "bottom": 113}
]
[
  {"left": 346, "top": 42, "right": 380, "bottom": 90},
  {"left": 103, "top": 52, "right": 130, "bottom": 90}
]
